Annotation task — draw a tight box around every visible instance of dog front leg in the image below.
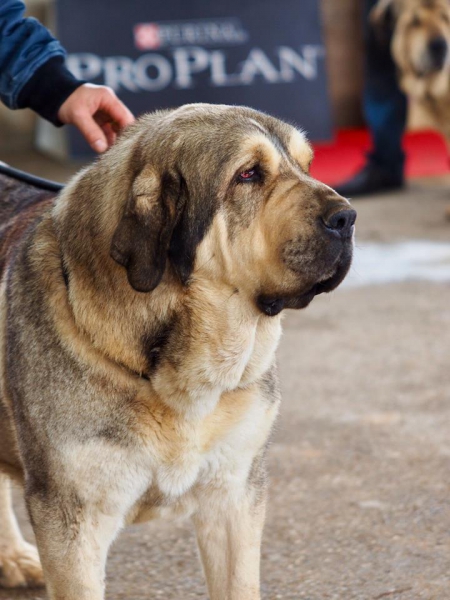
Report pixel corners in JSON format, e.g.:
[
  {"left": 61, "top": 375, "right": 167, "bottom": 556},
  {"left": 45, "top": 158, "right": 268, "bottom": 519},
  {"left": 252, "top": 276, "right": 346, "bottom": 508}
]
[
  {"left": 26, "top": 489, "right": 123, "bottom": 600},
  {"left": 194, "top": 482, "right": 267, "bottom": 600},
  {"left": 0, "top": 474, "right": 44, "bottom": 588}
]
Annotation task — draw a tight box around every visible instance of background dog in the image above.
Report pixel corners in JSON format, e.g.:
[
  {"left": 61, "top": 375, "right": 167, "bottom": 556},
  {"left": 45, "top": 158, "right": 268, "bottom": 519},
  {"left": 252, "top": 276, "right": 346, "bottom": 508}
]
[
  {"left": 0, "top": 104, "right": 355, "bottom": 599},
  {"left": 372, "top": 0, "right": 450, "bottom": 139}
]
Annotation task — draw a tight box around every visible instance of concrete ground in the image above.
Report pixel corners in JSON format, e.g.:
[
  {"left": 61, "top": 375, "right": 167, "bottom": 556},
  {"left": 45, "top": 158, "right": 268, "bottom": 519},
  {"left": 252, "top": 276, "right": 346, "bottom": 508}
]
[{"left": 1, "top": 152, "right": 449, "bottom": 600}]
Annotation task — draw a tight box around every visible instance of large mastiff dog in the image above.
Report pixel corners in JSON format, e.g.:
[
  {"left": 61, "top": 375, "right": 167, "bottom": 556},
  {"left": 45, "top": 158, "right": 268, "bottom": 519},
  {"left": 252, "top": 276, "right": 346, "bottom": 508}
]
[
  {"left": 372, "top": 0, "right": 450, "bottom": 139},
  {"left": 0, "top": 104, "right": 355, "bottom": 599}
]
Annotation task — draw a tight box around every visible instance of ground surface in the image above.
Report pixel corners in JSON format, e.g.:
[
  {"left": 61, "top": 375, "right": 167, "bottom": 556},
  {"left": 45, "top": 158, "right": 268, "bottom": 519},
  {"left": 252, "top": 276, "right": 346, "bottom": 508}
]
[{"left": 1, "top": 153, "right": 449, "bottom": 600}]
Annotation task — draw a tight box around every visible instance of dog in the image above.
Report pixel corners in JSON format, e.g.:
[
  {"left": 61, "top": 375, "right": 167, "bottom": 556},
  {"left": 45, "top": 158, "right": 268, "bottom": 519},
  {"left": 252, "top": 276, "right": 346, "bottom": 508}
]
[
  {"left": 0, "top": 104, "right": 355, "bottom": 599},
  {"left": 372, "top": 0, "right": 450, "bottom": 138}
]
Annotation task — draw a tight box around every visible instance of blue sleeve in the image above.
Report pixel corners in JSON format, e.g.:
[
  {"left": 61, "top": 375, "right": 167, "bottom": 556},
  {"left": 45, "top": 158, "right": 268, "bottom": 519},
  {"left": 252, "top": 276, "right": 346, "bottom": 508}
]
[{"left": 0, "top": 0, "right": 67, "bottom": 108}]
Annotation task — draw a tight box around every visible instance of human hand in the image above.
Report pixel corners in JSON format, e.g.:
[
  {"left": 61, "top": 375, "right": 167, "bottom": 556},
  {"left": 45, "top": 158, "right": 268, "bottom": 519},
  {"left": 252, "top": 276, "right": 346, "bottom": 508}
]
[{"left": 57, "top": 83, "right": 135, "bottom": 153}]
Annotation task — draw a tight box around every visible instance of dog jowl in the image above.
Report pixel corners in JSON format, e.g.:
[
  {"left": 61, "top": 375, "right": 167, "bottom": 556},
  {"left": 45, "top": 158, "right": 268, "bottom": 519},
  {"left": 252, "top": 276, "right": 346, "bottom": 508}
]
[{"left": 0, "top": 104, "right": 355, "bottom": 599}]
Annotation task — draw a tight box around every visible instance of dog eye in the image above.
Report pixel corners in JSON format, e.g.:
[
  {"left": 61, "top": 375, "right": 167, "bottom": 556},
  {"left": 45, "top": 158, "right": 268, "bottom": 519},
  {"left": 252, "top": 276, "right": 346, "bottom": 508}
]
[
  {"left": 411, "top": 15, "right": 421, "bottom": 27},
  {"left": 441, "top": 12, "right": 449, "bottom": 23},
  {"left": 237, "top": 167, "right": 260, "bottom": 183}
]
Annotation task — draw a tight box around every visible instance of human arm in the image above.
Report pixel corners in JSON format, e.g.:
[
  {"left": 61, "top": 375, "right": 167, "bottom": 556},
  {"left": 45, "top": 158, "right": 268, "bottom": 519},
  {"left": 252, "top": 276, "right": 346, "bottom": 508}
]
[
  {"left": 0, "top": 0, "right": 134, "bottom": 151},
  {"left": 0, "top": 0, "right": 80, "bottom": 120}
]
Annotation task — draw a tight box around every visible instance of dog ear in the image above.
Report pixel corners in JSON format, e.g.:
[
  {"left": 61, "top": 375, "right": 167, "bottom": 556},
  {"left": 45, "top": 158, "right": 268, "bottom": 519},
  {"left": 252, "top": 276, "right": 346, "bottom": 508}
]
[
  {"left": 370, "top": 0, "right": 397, "bottom": 43},
  {"left": 168, "top": 178, "right": 217, "bottom": 286},
  {"left": 110, "top": 168, "right": 184, "bottom": 292}
]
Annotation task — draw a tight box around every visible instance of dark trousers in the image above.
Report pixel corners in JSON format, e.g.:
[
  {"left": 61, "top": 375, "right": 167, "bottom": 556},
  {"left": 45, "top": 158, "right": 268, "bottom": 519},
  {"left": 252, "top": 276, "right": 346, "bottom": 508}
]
[{"left": 363, "top": 0, "right": 407, "bottom": 179}]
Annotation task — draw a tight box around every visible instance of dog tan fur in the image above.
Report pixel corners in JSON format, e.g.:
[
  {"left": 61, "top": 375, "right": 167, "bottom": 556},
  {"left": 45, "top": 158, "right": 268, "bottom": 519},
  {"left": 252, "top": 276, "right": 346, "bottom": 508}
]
[
  {"left": 372, "top": 0, "right": 450, "bottom": 138},
  {"left": 0, "top": 104, "right": 355, "bottom": 599}
]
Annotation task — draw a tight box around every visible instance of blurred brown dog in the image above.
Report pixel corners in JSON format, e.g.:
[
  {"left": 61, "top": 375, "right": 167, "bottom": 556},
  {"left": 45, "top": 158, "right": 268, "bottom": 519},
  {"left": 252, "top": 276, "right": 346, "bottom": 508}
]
[
  {"left": 372, "top": 0, "right": 450, "bottom": 138},
  {"left": 0, "top": 104, "right": 355, "bottom": 599}
]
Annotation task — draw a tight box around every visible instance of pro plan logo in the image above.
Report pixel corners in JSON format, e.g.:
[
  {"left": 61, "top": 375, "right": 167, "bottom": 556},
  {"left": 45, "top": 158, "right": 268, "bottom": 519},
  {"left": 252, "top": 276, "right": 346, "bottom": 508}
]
[{"left": 133, "top": 18, "right": 248, "bottom": 51}]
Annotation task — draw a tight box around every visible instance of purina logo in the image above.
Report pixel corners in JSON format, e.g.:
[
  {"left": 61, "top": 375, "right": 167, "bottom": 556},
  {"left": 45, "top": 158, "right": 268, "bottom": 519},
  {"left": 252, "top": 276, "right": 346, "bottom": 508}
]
[{"left": 133, "top": 18, "right": 249, "bottom": 51}]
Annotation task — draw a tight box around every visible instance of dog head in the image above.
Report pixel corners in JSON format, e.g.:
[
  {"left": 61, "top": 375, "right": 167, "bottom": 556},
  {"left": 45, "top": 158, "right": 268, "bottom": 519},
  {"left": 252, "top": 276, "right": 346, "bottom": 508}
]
[
  {"left": 372, "top": 0, "right": 450, "bottom": 97},
  {"left": 108, "top": 104, "right": 355, "bottom": 317}
]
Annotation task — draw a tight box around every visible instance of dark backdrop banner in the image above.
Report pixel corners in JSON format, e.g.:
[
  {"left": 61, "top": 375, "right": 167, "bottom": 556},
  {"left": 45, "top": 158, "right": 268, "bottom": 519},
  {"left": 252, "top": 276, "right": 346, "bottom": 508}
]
[{"left": 57, "top": 0, "right": 332, "bottom": 156}]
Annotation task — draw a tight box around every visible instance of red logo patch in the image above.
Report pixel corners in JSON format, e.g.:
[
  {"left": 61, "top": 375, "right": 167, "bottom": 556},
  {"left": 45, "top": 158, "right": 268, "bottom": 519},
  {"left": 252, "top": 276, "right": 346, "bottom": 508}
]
[{"left": 134, "top": 23, "right": 161, "bottom": 50}]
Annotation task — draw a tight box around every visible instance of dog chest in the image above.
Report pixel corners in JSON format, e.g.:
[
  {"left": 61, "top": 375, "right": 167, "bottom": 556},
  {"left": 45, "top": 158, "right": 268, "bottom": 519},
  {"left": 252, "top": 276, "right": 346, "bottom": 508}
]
[{"left": 127, "top": 383, "right": 280, "bottom": 521}]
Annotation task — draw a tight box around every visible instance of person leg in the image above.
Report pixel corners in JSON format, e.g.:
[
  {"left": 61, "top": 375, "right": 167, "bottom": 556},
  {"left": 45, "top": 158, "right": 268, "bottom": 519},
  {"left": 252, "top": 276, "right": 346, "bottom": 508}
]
[
  {"left": 335, "top": 0, "right": 407, "bottom": 196},
  {"left": 364, "top": 0, "right": 407, "bottom": 178}
]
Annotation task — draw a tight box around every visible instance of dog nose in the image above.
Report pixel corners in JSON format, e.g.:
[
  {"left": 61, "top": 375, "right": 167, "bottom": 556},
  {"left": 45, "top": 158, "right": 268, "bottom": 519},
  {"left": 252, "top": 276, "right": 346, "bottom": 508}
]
[
  {"left": 322, "top": 208, "right": 357, "bottom": 239},
  {"left": 429, "top": 36, "right": 447, "bottom": 65}
]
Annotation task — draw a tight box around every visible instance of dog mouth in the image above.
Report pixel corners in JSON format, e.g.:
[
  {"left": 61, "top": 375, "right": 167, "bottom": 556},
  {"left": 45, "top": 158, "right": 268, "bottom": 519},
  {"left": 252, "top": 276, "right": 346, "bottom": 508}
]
[
  {"left": 256, "top": 257, "right": 352, "bottom": 317},
  {"left": 414, "top": 62, "right": 446, "bottom": 77},
  {"left": 413, "top": 50, "right": 448, "bottom": 77}
]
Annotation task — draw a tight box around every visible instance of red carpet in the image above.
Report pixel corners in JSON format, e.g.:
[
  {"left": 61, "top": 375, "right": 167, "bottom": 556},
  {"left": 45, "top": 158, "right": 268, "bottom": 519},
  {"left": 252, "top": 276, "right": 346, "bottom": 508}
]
[{"left": 310, "top": 128, "right": 450, "bottom": 187}]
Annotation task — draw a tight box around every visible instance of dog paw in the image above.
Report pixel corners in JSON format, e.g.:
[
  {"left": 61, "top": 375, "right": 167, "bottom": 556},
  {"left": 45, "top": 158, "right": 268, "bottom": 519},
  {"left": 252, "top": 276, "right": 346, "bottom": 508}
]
[{"left": 0, "top": 542, "right": 44, "bottom": 588}]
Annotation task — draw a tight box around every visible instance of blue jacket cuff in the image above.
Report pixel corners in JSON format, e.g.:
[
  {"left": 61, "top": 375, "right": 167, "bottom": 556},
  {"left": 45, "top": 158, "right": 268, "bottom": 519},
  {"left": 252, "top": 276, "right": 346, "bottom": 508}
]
[{"left": 16, "top": 56, "right": 85, "bottom": 126}]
